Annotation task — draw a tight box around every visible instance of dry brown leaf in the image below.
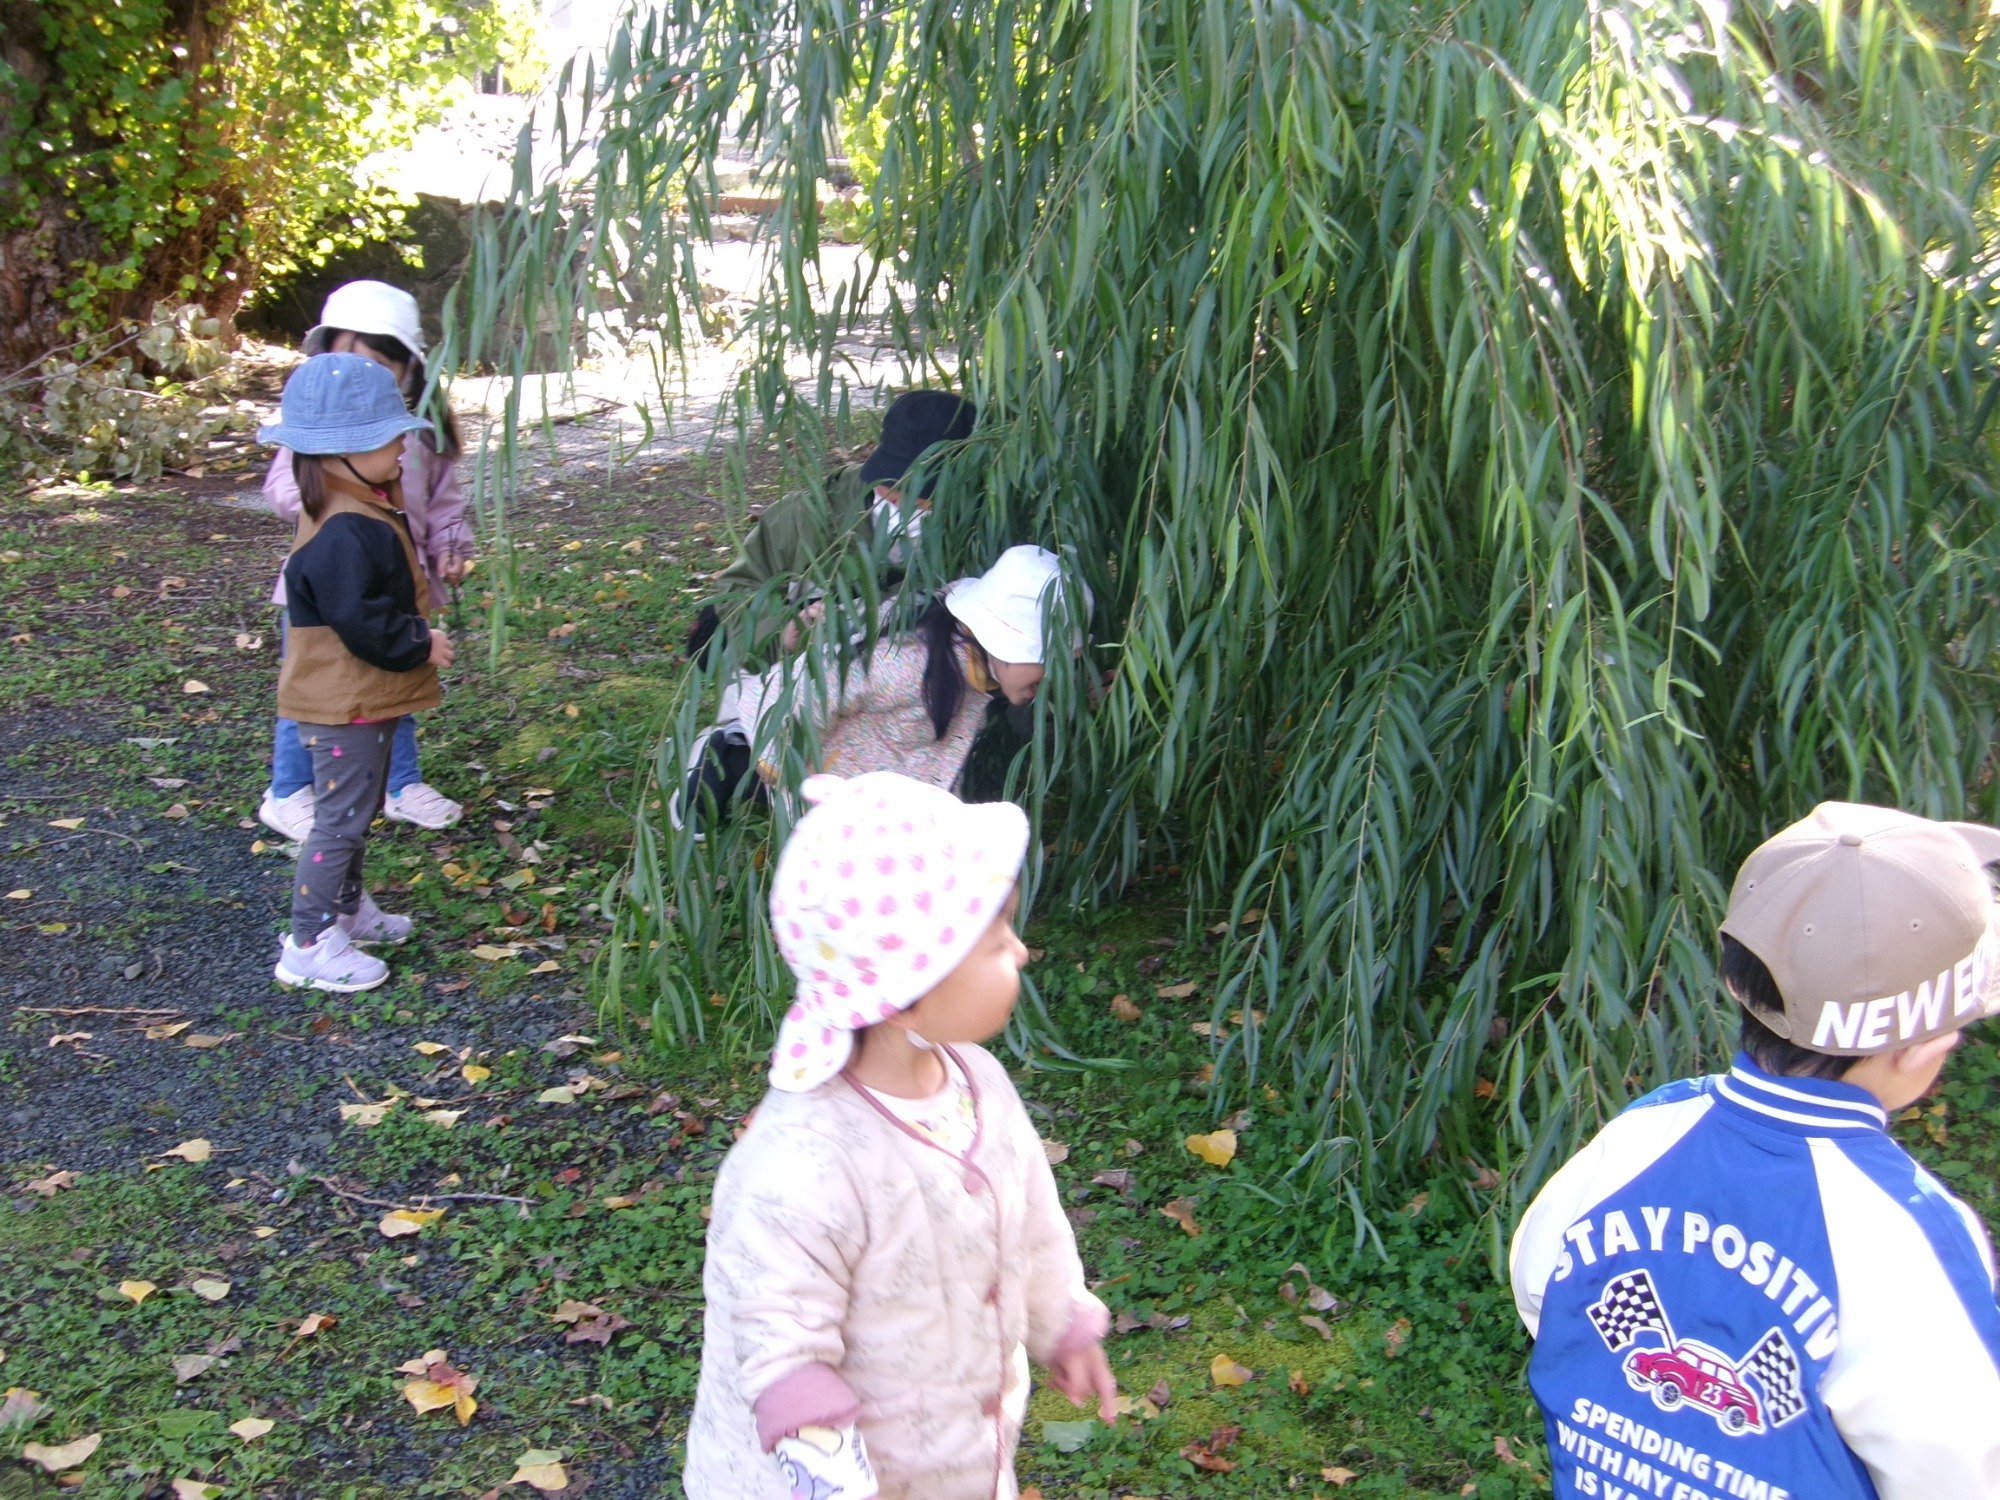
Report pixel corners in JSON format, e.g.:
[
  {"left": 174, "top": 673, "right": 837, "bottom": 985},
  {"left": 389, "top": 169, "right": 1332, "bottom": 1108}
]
[
  {"left": 46, "top": 818, "right": 85, "bottom": 831},
  {"left": 1321, "top": 1467, "right": 1358, "bottom": 1486},
  {"left": 22, "top": 1433, "right": 101, "bottom": 1472},
  {"left": 1108, "top": 993, "right": 1142, "bottom": 1021},
  {"left": 181, "top": 680, "right": 210, "bottom": 694},
  {"left": 565, "top": 1311, "right": 631, "bottom": 1346},
  {"left": 1494, "top": 1434, "right": 1529, "bottom": 1468},
  {"left": 26, "top": 1170, "right": 76, "bottom": 1196},
  {"left": 469, "top": 945, "right": 515, "bottom": 962},
  {"left": 172, "top": 1354, "right": 216, "bottom": 1384},
  {"left": 548, "top": 1299, "right": 604, "bottom": 1324},
  {"left": 338, "top": 1100, "right": 394, "bottom": 1127},
  {"left": 1298, "top": 1314, "right": 1336, "bottom": 1340},
  {"left": 162, "top": 1139, "right": 212, "bottom": 1163},
  {"left": 1184, "top": 1128, "right": 1238, "bottom": 1167},
  {"left": 48, "top": 1031, "right": 91, "bottom": 1047},
  {"left": 1, "top": 1387, "right": 48, "bottom": 1434},
  {"left": 1209, "top": 1353, "right": 1253, "bottom": 1387},
  {"left": 295, "top": 1312, "right": 335, "bottom": 1338},
  {"left": 251, "top": 1226, "right": 278, "bottom": 1239},
  {"left": 162, "top": 803, "right": 191, "bottom": 820},
  {"left": 1154, "top": 980, "right": 1199, "bottom": 999},
  {"left": 1287, "top": 1367, "right": 1310, "bottom": 1395},
  {"left": 1159, "top": 1198, "right": 1201, "bottom": 1236},
  {"left": 144, "top": 1021, "right": 194, "bottom": 1040},
  {"left": 1384, "top": 1316, "right": 1412, "bottom": 1358},
  {"left": 1042, "top": 1138, "right": 1070, "bottom": 1165}
]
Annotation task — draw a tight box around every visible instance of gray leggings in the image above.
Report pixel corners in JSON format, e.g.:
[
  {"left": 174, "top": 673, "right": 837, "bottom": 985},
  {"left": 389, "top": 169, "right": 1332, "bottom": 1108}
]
[{"left": 290, "top": 719, "right": 399, "bottom": 943}]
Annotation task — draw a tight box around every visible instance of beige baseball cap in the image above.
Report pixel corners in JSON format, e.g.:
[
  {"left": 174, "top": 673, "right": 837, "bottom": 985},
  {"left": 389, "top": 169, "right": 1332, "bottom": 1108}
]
[{"left": 1720, "top": 802, "right": 2000, "bottom": 1055}]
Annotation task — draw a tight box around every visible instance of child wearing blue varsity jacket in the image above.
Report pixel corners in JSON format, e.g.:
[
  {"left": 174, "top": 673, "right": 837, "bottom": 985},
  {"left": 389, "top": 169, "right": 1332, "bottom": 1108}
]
[{"left": 1512, "top": 802, "right": 2000, "bottom": 1500}]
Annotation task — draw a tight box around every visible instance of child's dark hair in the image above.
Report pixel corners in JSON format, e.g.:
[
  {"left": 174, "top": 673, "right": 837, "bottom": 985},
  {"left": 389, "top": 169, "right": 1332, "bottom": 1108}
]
[
  {"left": 334, "top": 330, "right": 463, "bottom": 462},
  {"left": 917, "top": 598, "right": 968, "bottom": 738},
  {"left": 1722, "top": 933, "right": 1858, "bottom": 1080},
  {"left": 292, "top": 452, "right": 328, "bottom": 522}
]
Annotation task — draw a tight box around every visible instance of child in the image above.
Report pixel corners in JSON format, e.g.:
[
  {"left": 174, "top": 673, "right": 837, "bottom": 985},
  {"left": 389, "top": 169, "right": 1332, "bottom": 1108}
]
[
  {"left": 258, "top": 279, "right": 471, "bottom": 840},
  {"left": 1511, "top": 802, "right": 2000, "bottom": 1499},
  {"left": 672, "top": 545, "right": 1085, "bottom": 836},
  {"left": 684, "top": 770, "right": 1116, "bottom": 1499},
  {"left": 259, "top": 353, "right": 453, "bottom": 992},
  {"left": 685, "top": 390, "right": 978, "bottom": 664}
]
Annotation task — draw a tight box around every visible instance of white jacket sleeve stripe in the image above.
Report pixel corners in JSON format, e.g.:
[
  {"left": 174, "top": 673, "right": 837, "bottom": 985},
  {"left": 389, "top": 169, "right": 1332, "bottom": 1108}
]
[{"left": 1810, "top": 1139, "right": 2000, "bottom": 1500}]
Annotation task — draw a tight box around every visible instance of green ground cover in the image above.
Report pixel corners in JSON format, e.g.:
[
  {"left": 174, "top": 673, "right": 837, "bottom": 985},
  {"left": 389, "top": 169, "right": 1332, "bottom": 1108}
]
[{"left": 4, "top": 451, "right": 1998, "bottom": 1499}]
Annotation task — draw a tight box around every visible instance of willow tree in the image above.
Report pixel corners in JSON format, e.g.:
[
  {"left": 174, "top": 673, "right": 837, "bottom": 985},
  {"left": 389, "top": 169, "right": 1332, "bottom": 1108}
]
[{"left": 449, "top": 0, "right": 2000, "bottom": 1210}]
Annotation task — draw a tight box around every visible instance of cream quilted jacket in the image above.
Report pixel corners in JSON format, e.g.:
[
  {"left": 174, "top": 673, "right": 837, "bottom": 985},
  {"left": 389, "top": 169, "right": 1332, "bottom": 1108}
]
[{"left": 682, "top": 1043, "right": 1107, "bottom": 1500}]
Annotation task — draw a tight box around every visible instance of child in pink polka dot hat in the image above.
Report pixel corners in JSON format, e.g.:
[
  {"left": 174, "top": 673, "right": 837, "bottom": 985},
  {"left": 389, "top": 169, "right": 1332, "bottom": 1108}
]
[{"left": 684, "top": 771, "right": 1116, "bottom": 1500}]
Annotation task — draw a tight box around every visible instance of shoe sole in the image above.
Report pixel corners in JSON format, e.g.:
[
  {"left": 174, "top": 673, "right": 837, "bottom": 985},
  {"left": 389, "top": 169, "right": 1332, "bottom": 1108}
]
[
  {"left": 383, "top": 806, "right": 461, "bottom": 830},
  {"left": 274, "top": 962, "right": 388, "bottom": 992},
  {"left": 258, "top": 811, "right": 313, "bottom": 841}
]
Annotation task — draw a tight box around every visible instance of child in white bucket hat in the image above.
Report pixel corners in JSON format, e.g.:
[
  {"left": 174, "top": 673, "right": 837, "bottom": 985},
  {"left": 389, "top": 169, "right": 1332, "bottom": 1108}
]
[
  {"left": 1511, "top": 802, "right": 2000, "bottom": 1500},
  {"left": 685, "top": 771, "right": 1116, "bottom": 1500}
]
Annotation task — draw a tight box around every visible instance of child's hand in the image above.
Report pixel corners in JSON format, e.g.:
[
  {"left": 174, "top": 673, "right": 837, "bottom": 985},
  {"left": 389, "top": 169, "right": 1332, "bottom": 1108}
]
[
  {"left": 427, "top": 627, "right": 455, "bottom": 669},
  {"left": 1046, "top": 1341, "right": 1118, "bottom": 1425},
  {"left": 438, "top": 552, "right": 472, "bottom": 585}
]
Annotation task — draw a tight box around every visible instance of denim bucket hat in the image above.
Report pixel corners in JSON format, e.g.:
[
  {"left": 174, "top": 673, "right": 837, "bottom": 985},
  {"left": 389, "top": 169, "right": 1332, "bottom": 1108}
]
[{"left": 258, "top": 353, "right": 429, "bottom": 455}]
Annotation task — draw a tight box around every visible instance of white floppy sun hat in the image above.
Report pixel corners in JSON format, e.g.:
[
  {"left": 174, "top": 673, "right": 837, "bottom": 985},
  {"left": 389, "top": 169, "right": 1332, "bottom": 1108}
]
[
  {"left": 303, "top": 280, "right": 427, "bottom": 361},
  {"left": 944, "top": 544, "right": 1086, "bottom": 665},
  {"left": 766, "top": 771, "right": 1030, "bottom": 1093}
]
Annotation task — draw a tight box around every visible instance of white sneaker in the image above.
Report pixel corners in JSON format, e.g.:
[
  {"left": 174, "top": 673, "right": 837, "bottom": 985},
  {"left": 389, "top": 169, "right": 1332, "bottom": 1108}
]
[
  {"left": 259, "top": 785, "right": 316, "bottom": 842},
  {"left": 384, "top": 782, "right": 462, "bottom": 829},
  {"left": 274, "top": 925, "right": 388, "bottom": 992},
  {"left": 339, "top": 892, "right": 412, "bottom": 946}
]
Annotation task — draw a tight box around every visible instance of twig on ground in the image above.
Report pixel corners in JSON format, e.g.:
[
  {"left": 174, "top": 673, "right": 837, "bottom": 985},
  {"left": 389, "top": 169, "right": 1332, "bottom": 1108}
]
[
  {"left": 15, "top": 1005, "right": 183, "bottom": 1018},
  {"left": 8, "top": 827, "right": 149, "bottom": 853},
  {"left": 310, "top": 1174, "right": 534, "bottom": 1209}
]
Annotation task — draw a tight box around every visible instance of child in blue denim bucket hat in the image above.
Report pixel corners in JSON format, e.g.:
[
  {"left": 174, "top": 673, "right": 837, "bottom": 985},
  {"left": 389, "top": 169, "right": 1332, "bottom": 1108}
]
[{"left": 259, "top": 354, "right": 455, "bottom": 991}]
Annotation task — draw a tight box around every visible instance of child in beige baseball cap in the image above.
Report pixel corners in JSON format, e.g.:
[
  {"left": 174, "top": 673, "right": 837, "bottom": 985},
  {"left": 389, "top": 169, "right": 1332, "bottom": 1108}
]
[
  {"left": 682, "top": 771, "right": 1116, "bottom": 1500},
  {"left": 1510, "top": 802, "right": 2000, "bottom": 1500}
]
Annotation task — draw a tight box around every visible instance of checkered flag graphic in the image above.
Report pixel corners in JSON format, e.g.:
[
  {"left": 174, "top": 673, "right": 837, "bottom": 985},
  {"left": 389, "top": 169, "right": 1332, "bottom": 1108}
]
[
  {"left": 1739, "top": 1327, "right": 1807, "bottom": 1428},
  {"left": 1587, "top": 1269, "right": 1674, "bottom": 1352}
]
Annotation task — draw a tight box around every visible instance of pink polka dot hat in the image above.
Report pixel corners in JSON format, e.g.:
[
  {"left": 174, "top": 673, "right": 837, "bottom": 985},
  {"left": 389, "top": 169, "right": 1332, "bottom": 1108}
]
[{"left": 767, "top": 771, "right": 1030, "bottom": 1092}]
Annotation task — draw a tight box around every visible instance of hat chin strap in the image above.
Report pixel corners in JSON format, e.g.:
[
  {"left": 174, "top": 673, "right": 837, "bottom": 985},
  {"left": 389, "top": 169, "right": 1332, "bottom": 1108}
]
[{"left": 338, "top": 456, "right": 383, "bottom": 492}]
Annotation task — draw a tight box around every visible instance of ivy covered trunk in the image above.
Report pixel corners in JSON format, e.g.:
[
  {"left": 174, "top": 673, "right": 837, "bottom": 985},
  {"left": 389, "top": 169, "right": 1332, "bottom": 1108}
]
[{"left": 0, "top": 0, "right": 528, "bottom": 373}]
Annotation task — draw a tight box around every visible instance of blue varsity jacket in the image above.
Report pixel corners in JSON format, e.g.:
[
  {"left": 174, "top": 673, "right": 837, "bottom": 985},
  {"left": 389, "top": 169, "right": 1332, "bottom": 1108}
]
[{"left": 1511, "top": 1055, "right": 2000, "bottom": 1500}]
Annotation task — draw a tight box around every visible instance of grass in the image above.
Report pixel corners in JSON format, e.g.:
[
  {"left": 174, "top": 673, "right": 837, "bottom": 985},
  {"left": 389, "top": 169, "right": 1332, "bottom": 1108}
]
[{"left": 4, "top": 449, "right": 1999, "bottom": 1498}]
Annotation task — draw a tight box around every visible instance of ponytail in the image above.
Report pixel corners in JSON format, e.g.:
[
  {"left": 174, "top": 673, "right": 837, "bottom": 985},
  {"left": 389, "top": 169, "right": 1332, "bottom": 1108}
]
[
  {"left": 293, "top": 452, "right": 328, "bottom": 521},
  {"left": 918, "top": 598, "right": 967, "bottom": 738}
]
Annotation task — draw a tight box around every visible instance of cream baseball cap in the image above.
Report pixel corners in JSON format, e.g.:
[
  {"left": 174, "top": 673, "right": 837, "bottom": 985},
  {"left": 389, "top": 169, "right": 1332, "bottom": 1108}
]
[{"left": 1720, "top": 801, "right": 2000, "bottom": 1055}]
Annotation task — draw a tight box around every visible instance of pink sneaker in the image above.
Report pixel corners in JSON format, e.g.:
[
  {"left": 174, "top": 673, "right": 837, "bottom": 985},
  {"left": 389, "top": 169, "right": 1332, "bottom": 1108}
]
[
  {"left": 339, "top": 892, "right": 412, "bottom": 947},
  {"left": 274, "top": 925, "right": 388, "bottom": 992}
]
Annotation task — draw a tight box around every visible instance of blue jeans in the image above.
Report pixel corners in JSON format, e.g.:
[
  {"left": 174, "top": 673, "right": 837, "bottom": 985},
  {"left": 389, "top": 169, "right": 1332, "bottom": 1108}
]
[
  {"left": 272, "top": 714, "right": 420, "bottom": 796},
  {"left": 271, "top": 612, "right": 422, "bottom": 795}
]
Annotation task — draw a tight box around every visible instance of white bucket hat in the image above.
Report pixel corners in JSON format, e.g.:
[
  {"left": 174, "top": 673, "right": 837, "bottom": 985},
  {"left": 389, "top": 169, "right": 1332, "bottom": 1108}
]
[
  {"left": 767, "top": 772, "right": 1030, "bottom": 1092},
  {"left": 944, "top": 544, "right": 1088, "bottom": 665},
  {"left": 302, "top": 280, "right": 426, "bottom": 361}
]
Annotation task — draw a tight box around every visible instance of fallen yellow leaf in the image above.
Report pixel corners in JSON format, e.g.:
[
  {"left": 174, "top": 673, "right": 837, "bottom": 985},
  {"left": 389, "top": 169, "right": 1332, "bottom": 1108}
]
[
  {"left": 1210, "top": 1353, "right": 1254, "bottom": 1387},
  {"left": 422, "top": 1109, "right": 465, "bottom": 1128},
  {"left": 228, "top": 1417, "right": 274, "bottom": 1442},
  {"left": 251, "top": 1227, "right": 278, "bottom": 1239},
  {"left": 461, "top": 1063, "right": 492, "bottom": 1084},
  {"left": 531, "top": 959, "right": 560, "bottom": 974},
  {"left": 537, "top": 1085, "right": 577, "bottom": 1105},
  {"left": 1159, "top": 1198, "right": 1201, "bottom": 1236},
  {"left": 182, "top": 679, "right": 210, "bottom": 694},
  {"left": 117, "top": 1280, "right": 158, "bottom": 1305},
  {"left": 469, "top": 944, "right": 514, "bottom": 961},
  {"left": 1322, "top": 1466, "right": 1358, "bottom": 1486},
  {"left": 189, "top": 1278, "right": 230, "bottom": 1302},
  {"left": 1185, "top": 1128, "right": 1238, "bottom": 1167},
  {"left": 378, "top": 1208, "right": 445, "bottom": 1238},
  {"left": 412, "top": 1041, "right": 448, "bottom": 1055},
  {"left": 172, "top": 1474, "right": 220, "bottom": 1497},
  {"left": 144, "top": 1020, "right": 194, "bottom": 1040},
  {"left": 338, "top": 1100, "right": 394, "bottom": 1127},
  {"left": 46, "top": 818, "right": 84, "bottom": 831},
  {"left": 181, "top": 1031, "right": 235, "bottom": 1047},
  {"left": 21, "top": 1433, "right": 100, "bottom": 1472},
  {"left": 4, "top": 888, "right": 29, "bottom": 900},
  {"left": 512, "top": 1450, "right": 570, "bottom": 1491}
]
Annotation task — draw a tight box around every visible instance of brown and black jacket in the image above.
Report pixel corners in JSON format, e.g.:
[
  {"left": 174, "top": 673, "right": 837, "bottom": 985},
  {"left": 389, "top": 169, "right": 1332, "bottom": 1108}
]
[{"left": 277, "top": 471, "right": 442, "bottom": 724}]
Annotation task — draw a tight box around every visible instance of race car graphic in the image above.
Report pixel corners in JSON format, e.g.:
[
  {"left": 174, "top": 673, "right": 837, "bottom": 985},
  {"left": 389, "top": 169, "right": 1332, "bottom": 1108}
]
[{"left": 1585, "top": 1268, "right": 1807, "bottom": 1437}]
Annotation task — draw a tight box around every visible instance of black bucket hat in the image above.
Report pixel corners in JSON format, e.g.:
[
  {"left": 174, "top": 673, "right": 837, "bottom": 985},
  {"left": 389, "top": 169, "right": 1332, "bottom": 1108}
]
[{"left": 858, "top": 391, "right": 978, "bottom": 495}]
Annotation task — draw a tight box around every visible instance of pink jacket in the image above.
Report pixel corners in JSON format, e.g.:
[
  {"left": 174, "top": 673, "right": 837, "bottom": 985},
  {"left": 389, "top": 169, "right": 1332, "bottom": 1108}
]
[
  {"left": 264, "top": 437, "right": 469, "bottom": 606},
  {"left": 683, "top": 1043, "right": 1108, "bottom": 1500}
]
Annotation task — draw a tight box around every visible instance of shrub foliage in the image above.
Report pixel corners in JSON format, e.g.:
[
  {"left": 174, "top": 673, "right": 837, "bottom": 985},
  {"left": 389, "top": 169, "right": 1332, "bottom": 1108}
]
[{"left": 458, "top": 0, "right": 2000, "bottom": 1203}]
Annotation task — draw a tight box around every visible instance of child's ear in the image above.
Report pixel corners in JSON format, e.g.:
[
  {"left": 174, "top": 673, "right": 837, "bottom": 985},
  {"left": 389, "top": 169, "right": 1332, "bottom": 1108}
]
[{"left": 1890, "top": 1031, "right": 1959, "bottom": 1076}]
